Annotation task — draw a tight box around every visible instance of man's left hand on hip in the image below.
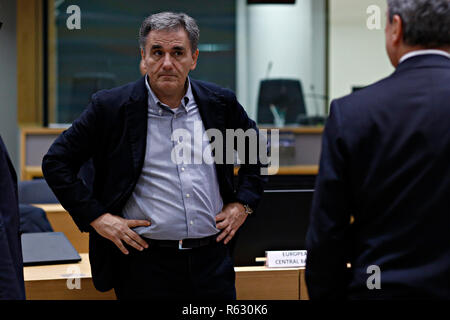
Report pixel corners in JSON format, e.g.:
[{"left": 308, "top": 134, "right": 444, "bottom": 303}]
[{"left": 215, "top": 202, "right": 248, "bottom": 244}]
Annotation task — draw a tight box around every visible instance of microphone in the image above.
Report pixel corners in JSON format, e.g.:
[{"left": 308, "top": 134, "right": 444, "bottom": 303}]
[
  {"left": 310, "top": 84, "right": 320, "bottom": 116},
  {"left": 266, "top": 61, "right": 273, "bottom": 79}
]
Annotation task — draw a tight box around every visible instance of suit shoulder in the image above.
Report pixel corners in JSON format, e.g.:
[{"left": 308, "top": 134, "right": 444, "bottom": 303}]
[
  {"left": 191, "top": 79, "right": 236, "bottom": 99},
  {"left": 333, "top": 74, "right": 394, "bottom": 109}
]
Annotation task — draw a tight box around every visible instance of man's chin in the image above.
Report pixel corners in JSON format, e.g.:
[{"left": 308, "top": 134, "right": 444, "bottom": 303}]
[
  {"left": 155, "top": 81, "right": 182, "bottom": 93},
  {"left": 158, "top": 75, "right": 179, "bottom": 82}
]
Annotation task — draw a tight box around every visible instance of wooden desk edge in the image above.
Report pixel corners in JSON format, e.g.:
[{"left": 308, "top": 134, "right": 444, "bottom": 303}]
[
  {"left": 234, "top": 165, "right": 318, "bottom": 175},
  {"left": 21, "top": 126, "right": 322, "bottom": 135},
  {"left": 32, "top": 203, "right": 66, "bottom": 213},
  {"left": 27, "top": 165, "right": 318, "bottom": 180},
  {"left": 21, "top": 127, "right": 66, "bottom": 135},
  {"left": 259, "top": 126, "right": 324, "bottom": 134}
]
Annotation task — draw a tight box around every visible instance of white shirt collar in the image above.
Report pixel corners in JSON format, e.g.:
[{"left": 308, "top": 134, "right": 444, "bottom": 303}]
[{"left": 399, "top": 49, "right": 450, "bottom": 64}]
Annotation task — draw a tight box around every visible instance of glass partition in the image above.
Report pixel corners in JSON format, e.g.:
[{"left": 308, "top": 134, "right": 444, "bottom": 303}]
[
  {"left": 237, "top": 0, "right": 328, "bottom": 127},
  {"left": 45, "top": 0, "right": 327, "bottom": 169},
  {"left": 46, "top": 0, "right": 327, "bottom": 128},
  {"left": 46, "top": 0, "right": 236, "bottom": 125}
]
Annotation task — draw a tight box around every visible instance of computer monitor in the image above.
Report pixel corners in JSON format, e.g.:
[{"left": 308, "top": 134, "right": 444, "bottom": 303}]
[
  {"left": 257, "top": 79, "right": 307, "bottom": 125},
  {"left": 232, "top": 189, "right": 314, "bottom": 266}
]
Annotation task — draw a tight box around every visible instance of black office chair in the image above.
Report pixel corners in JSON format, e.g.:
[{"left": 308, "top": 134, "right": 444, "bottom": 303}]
[
  {"left": 18, "top": 179, "right": 59, "bottom": 204},
  {"left": 256, "top": 79, "right": 307, "bottom": 125},
  {"left": 18, "top": 160, "right": 94, "bottom": 205},
  {"left": 17, "top": 163, "right": 94, "bottom": 233},
  {"left": 19, "top": 204, "right": 53, "bottom": 234},
  {"left": 17, "top": 179, "right": 56, "bottom": 233}
]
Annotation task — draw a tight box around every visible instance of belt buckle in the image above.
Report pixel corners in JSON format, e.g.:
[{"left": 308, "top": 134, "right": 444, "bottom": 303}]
[{"left": 178, "top": 240, "right": 191, "bottom": 250}]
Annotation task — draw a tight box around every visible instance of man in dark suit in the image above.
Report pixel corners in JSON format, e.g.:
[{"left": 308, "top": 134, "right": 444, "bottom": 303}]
[
  {"left": 0, "top": 135, "right": 25, "bottom": 300},
  {"left": 305, "top": 0, "right": 450, "bottom": 299},
  {"left": 42, "top": 12, "right": 266, "bottom": 300}
]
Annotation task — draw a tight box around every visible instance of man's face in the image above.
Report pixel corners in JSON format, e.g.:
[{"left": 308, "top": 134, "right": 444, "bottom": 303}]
[{"left": 141, "top": 28, "right": 199, "bottom": 96}]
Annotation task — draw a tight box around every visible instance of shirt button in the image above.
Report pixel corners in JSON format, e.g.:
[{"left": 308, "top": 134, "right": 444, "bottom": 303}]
[
  {"left": 190, "top": 220, "right": 194, "bottom": 225},
  {"left": 186, "top": 194, "right": 190, "bottom": 198},
  {"left": 181, "top": 167, "right": 185, "bottom": 172},
  {"left": 159, "top": 110, "right": 162, "bottom": 115}
]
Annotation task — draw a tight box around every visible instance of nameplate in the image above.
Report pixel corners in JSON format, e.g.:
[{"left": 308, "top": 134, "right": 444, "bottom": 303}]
[{"left": 265, "top": 250, "right": 307, "bottom": 268}]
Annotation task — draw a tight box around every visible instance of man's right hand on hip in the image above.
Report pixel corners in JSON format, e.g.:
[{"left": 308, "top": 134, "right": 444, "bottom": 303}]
[{"left": 90, "top": 213, "right": 150, "bottom": 255}]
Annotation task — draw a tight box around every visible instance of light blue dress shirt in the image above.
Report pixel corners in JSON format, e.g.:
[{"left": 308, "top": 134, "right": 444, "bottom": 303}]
[{"left": 122, "top": 76, "right": 224, "bottom": 240}]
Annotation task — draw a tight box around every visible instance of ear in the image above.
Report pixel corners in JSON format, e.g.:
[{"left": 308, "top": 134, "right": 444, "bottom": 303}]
[
  {"left": 190, "top": 49, "right": 199, "bottom": 71},
  {"left": 140, "top": 48, "right": 145, "bottom": 60},
  {"left": 391, "top": 14, "right": 403, "bottom": 45}
]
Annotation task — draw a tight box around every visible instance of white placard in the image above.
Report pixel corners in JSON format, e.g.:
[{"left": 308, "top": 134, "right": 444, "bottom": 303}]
[{"left": 265, "top": 250, "right": 307, "bottom": 268}]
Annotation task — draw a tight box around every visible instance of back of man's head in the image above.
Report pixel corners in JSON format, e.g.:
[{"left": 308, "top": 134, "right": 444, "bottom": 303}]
[{"left": 387, "top": 0, "right": 450, "bottom": 48}]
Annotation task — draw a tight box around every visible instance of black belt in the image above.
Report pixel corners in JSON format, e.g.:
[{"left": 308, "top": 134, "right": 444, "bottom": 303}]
[{"left": 145, "top": 234, "right": 218, "bottom": 250}]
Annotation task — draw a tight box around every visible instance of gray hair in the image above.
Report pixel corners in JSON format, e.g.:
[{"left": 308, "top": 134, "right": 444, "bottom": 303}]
[
  {"left": 139, "top": 12, "right": 200, "bottom": 53},
  {"left": 387, "top": 0, "right": 450, "bottom": 48}
]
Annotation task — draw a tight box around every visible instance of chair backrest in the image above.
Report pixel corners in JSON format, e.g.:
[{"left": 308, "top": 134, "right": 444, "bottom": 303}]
[
  {"left": 18, "top": 179, "right": 59, "bottom": 204},
  {"left": 257, "top": 79, "right": 307, "bottom": 125}
]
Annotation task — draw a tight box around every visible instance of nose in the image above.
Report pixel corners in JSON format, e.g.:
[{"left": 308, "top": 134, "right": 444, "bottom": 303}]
[{"left": 162, "top": 53, "right": 173, "bottom": 70}]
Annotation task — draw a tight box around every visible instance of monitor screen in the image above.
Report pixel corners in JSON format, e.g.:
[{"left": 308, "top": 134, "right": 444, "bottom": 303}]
[{"left": 232, "top": 189, "right": 314, "bottom": 266}]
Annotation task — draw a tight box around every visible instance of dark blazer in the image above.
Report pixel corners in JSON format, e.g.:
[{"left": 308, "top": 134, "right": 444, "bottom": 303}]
[
  {"left": 42, "top": 77, "right": 266, "bottom": 292},
  {"left": 0, "top": 136, "right": 25, "bottom": 300},
  {"left": 305, "top": 55, "right": 450, "bottom": 299}
]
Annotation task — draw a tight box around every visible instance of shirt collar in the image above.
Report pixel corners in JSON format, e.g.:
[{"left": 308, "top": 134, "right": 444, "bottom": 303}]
[
  {"left": 399, "top": 49, "right": 450, "bottom": 64},
  {"left": 145, "top": 75, "right": 193, "bottom": 112}
]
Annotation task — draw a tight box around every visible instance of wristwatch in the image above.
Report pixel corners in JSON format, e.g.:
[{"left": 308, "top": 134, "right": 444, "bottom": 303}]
[{"left": 242, "top": 204, "right": 254, "bottom": 215}]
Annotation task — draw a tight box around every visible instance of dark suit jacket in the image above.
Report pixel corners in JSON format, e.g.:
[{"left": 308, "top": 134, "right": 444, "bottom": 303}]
[
  {"left": 42, "top": 77, "right": 266, "bottom": 292},
  {"left": 305, "top": 55, "right": 450, "bottom": 299},
  {"left": 0, "top": 136, "right": 25, "bottom": 300}
]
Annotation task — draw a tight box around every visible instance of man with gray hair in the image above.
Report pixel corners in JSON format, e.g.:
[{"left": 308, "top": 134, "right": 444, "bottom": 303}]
[
  {"left": 305, "top": 0, "right": 449, "bottom": 299},
  {"left": 43, "top": 12, "right": 266, "bottom": 300}
]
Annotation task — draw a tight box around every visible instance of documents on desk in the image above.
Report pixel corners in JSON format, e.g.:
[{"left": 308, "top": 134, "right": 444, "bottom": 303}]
[{"left": 21, "top": 232, "right": 81, "bottom": 266}]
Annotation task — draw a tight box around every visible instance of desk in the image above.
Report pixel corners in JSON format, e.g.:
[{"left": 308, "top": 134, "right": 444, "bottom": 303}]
[
  {"left": 31, "top": 205, "right": 309, "bottom": 300},
  {"left": 33, "top": 203, "right": 89, "bottom": 253},
  {"left": 24, "top": 254, "right": 115, "bottom": 300},
  {"left": 236, "top": 266, "right": 309, "bottom": 300},
  {"left": 24, "top": 254, "right": 308, "bottom": 300}
]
